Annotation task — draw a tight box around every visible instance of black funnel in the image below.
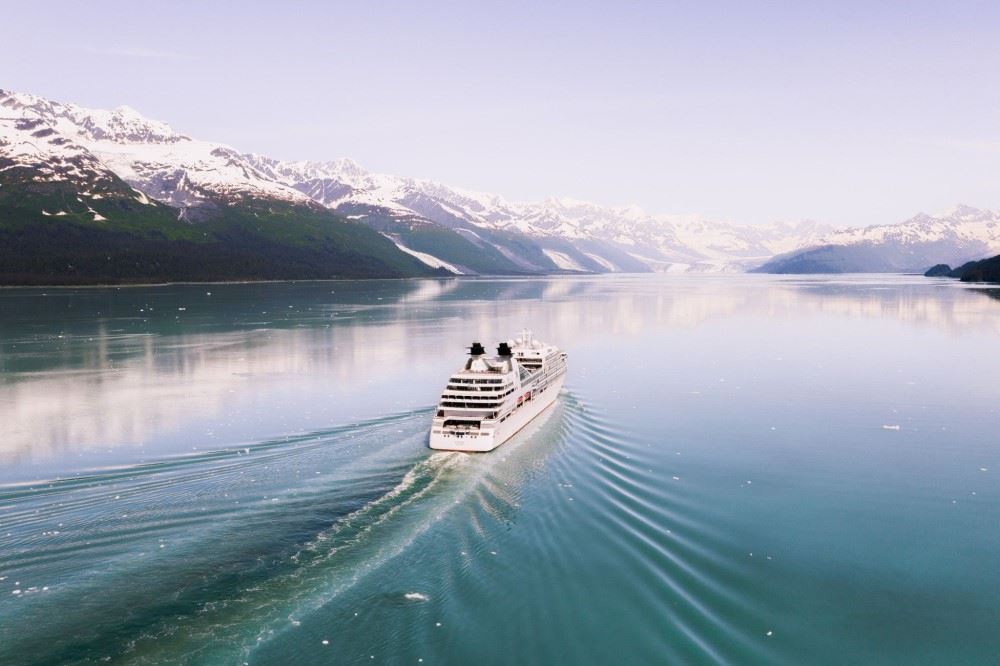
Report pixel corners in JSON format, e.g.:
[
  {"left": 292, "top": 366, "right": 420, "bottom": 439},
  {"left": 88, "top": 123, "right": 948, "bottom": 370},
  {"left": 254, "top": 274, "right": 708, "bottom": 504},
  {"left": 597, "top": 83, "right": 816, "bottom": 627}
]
[
  {"left": 497, "top": 342, "right": 513, "bottom": 357},
  {"left": 469, "top": 342, "right": 487, "bottom": 356}
]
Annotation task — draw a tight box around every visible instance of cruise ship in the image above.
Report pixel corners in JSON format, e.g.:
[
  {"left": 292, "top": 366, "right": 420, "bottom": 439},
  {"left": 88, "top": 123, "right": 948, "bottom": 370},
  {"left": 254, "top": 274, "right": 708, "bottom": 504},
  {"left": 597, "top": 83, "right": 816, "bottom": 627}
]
[{"left": 429, "top": 330, "right": 567, "bottom": 452}]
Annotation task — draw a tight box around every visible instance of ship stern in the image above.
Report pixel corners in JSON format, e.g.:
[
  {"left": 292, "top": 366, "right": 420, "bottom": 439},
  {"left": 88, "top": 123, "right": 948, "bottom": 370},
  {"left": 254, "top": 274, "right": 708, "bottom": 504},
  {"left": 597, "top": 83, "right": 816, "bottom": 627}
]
[{"left": 429, "top": 422, "right": 499, "bottom": 452}]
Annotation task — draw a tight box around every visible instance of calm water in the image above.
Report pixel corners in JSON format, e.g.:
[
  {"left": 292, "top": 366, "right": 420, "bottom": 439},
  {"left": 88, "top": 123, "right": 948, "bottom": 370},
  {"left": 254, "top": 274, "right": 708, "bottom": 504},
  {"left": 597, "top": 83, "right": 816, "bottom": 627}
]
[{"left": 1, "top": 275, "right": 999, "bottom": 664}]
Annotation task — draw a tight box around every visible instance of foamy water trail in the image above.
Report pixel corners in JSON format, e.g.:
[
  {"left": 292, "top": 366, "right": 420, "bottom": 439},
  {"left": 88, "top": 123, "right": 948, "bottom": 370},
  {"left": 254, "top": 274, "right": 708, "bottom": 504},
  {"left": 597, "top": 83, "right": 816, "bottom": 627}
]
[{"left": 0, "top": 409, "right": 439, "bottom": 663}]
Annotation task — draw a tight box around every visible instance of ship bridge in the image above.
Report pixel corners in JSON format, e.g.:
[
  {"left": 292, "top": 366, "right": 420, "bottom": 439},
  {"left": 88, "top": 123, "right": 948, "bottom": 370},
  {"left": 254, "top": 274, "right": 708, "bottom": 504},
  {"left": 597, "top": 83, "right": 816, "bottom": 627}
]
[{"left": 436, "top": 341, "right": 519, "bottom": 424}]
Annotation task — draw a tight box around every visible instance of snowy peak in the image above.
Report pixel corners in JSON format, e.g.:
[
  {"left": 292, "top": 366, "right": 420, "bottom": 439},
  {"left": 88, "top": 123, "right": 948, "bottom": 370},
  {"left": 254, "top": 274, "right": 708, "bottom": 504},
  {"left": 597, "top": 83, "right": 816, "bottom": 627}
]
[
  {"left": 0, "top": 105, "right": 120, "bottom": 194},
  {"left": 939, "top": 203, "right": 996, "bottom": 222},
  {"left": 243, "top": 156, "right": 370, "bottom": 186},
  {"left": 757, "top": 205, "right": 1000, "bottom": 273},
  {"left": 819, "top": 206, "right": 1000, "bottom": 247},
  {"left": 322, "top": 157, "right": 369, "bottom": 184},
  {"left": 1, "top": 90, "right": 185, "bottom": 145},
  {"left": 1, "top": 90, "right": 316, "bottom": 208}
]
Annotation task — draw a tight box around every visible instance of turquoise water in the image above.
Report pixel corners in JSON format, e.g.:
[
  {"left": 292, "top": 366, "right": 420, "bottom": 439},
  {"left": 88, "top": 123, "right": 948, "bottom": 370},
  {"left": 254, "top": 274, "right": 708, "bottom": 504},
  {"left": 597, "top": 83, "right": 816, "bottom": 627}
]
[{"left": 1, "top": 275, "right": 999, "bottom": 664}]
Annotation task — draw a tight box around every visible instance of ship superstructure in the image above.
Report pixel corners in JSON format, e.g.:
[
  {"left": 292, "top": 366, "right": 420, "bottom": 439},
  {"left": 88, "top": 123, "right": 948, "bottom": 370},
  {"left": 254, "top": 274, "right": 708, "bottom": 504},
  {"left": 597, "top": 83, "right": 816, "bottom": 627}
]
[{"left": 429, "top": 330, "right": 567, "bottom": 452}]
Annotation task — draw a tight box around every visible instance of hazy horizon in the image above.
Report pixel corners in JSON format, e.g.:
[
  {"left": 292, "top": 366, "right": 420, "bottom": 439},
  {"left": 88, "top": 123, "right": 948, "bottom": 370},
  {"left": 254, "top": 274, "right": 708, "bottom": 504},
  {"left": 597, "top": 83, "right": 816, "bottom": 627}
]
[{"left": 5, "top": 1, "right": 1000, "bottom": 227}]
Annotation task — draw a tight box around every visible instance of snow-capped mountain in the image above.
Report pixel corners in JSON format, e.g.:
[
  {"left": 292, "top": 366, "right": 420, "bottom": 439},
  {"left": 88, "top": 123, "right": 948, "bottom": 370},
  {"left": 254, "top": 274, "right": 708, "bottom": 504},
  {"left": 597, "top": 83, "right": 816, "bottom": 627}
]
[
  {"left": 0, "top": 90, "right": 443, "bottom": 284},
  {"left": 756, "top": 206, "right": 1000, "bottom": 274},
  {"left": 3, "top": 88, "right": 997, "bottom": 281},
  {"left": 0, "top": 98, "right": 167, "bottom": 225},
  {"left": 1, "top": 90, "right": 315, "bottom": 211},
  {"left": 231, "top": 155, "right": 834, "bottom": 273},
  {"left": 821, "top": 205, "right": 1000, "bottom": 248}
]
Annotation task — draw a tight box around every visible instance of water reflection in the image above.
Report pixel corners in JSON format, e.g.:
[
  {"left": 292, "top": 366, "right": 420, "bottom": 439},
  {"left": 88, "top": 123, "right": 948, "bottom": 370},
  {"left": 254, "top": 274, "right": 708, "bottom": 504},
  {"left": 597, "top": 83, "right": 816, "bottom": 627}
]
[{"left": 1, "top": 275, "right": 998, "bottom": 479}]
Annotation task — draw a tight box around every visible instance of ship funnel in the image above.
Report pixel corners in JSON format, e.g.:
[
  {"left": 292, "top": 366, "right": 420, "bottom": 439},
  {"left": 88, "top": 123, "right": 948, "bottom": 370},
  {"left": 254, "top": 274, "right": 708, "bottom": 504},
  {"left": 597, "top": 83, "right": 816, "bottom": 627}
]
[
  {"left": 469, "top": 342, "right": 486, "bottom": 356},
  {"left": 497, "top": 342, "right": 513, "bottom": 357}
]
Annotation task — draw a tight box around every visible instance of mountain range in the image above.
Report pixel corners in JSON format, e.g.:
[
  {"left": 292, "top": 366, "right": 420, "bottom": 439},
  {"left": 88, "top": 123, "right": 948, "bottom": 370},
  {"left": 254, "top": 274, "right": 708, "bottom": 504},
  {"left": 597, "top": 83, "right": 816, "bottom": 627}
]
[
  {"left": 755, "top": 205, "right": 1000, "bottom": 274},
  {"left": 2, "top": 89, "right": 999, "bottom": 283}
]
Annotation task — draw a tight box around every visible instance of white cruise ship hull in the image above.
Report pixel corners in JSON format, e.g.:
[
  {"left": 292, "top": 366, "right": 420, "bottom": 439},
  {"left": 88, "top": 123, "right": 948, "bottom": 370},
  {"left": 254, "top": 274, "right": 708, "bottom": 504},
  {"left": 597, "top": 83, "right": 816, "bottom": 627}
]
[{"left": 429, "top": 374, "right": 565, "bottom": 452}]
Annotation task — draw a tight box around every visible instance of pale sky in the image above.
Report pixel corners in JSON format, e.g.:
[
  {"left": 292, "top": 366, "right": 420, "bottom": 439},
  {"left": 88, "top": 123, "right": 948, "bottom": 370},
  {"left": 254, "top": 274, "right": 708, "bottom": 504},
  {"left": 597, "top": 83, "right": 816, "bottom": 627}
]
[{"left": 4, "top": 1, "right": 1000, "bottom": 226}]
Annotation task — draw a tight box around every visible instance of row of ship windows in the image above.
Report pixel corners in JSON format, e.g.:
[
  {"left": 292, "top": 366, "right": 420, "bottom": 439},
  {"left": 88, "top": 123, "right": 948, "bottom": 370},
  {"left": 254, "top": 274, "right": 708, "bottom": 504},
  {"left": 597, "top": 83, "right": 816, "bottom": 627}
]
[
  {"left": 432, "top": 430, "right": 490, "bottom": 437},
  {"left": 440, "top": 402, "right": 501, "bottom": 409},
  {"left": 442, "top": 387, "right": 515, "bottom": 400},
  {"left": 437, "top": 409, "right": 501, "bottom": 418},
  {"left": 525, "top": 354, "right": 564, "bottom": 367},
  {"left": 445, "top": 384, "right": 513, "bottom": 393},
  {"left": 517, "top": 352, "right": 559, "bottom": 360},
  {"left": 449, "top": 377, "right": 504, "bottom": 385}
]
